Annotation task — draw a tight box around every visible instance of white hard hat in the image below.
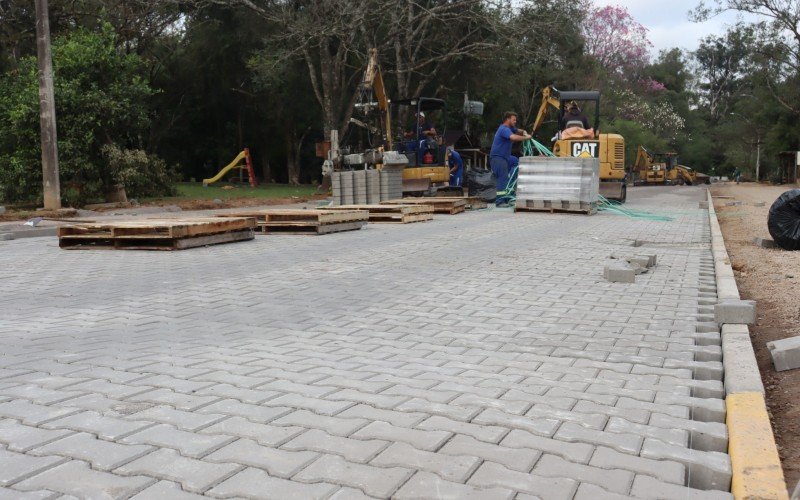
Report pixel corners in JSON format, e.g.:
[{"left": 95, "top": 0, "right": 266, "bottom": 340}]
[{"left": 418, "top": 112, "right": 425, "bottom": 118}]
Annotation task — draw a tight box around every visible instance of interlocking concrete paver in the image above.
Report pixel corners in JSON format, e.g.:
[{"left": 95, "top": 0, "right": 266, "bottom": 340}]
[
  {"left": 205, "top": 438, "right": 317, "bottom": 477},
  {"left": 439, "top": 434, "right": 541, "bottom": 472},
  {"left": 467, "top": 461, "right": 578, "bottom": 499},
  {"left": 208, "top": 467, "right": 339, "bottom": 499},
  {"left": 116, "top": 448, "right": 240, "bottom": 493},
  {"left": 199, "top": 416, "right": 303, "bottom": 446},
  {"left": 271, "top": 409, "right": 367, "bottom": 436},
  {"left": 282, "top": 429, "right": 388, "bottom": 463},
  {"left": 0, "top": 449, "right": 64, "bottom": 487},
  {"left": 393, "top": 471, "right": 514, "bottom": 500},
  {"left": 351, "top": 421, "right": 450, "bottom": 451},
  {"left": 129, "top": 480, "right": 207, "bottom": 499},
  {"left": 31, "top": 432, "right": 152, "bottom": 470},
  {"left": 0, "top": 419, "right": 73, "bottom": 452},
  {"left": 0, "top": 187, "right": 733, "bottom": 497},
  {"left": 370, "top": 442, "right": 479, "bottom": 482},
  {"left": 41, "top": 410, "right": 152, "bottom": 441},
  {"left": 293, "top": 454, "right": 413, "bottom": 498},
  {"left": 120, "top": 423, "right": 235, "bottom": 458},
  {"left": 13, "top": 461, "right": 153, "bottom": 498}
]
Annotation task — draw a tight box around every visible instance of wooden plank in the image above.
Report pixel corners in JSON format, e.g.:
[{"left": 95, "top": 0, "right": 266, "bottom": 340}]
[
  {"left": 432, "top": 197, "right": 488, "bottom": 210},
  {"left": 327, "top": 204, "right": 434, "bottom": 215},
  {"left": 174, "top": 229, "right": 254, "bottom": 249},
  {"left": 221, "top": 209, "right": 368, "bottom": 225},
  {"left": 60, "top": 217, "right": 255, "bottom": 240},
  {"left": 515, "top": 199, "right": 597, "bottom": 215},
  {"left": 58, "top": 217, "right": 257, "bottom": 249},
  {"left": 260, "top": 221, "right": 366, "bottom": 235},
  {"left": 381, "top": 198, "right": 467, "bottom": 207},
  {"left": 380, "top": 198, "right": 466, "bottom": 214}
]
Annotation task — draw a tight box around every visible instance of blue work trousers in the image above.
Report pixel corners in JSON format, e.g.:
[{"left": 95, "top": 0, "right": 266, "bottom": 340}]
[{"left": 490, "top": 156, "right": 519, "bottom": 205}]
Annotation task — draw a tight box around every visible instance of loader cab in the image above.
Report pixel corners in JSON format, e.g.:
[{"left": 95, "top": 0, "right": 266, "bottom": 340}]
[
  {"left": 557, "top": 90, "right": 601, "bottom": 136},
  {"left": 546, "top": 88, "right": 626, "bottom": 201},
  {"left": 392, "top": 97, "right": 447, "bottom": 167}
]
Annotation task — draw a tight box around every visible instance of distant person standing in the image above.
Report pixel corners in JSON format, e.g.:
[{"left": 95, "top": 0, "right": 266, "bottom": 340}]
[
  {"left": 733, "top": 167, "right": 742, "bottom": 184},
  {"left": 447, "top": 148, "right": 464, "bottom": 188},
  {"left": 489, "top": 111, "right": 531, "bottom": 206}
]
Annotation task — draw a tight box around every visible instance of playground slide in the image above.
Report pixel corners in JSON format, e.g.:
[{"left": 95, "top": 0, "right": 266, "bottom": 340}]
[{"left": 203, "top": 150, "right": 248, "bottom": 186}]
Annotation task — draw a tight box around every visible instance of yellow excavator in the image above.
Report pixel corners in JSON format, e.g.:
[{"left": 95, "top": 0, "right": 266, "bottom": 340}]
[
  {"left": 633, "top": 145, "right": 709, "bottom": 185},
  {"left": 531, "top": 86, "right": 627, "bottom": 202},
  {"left": 346, "top": 48, "right": 458, "bottom": 195}
]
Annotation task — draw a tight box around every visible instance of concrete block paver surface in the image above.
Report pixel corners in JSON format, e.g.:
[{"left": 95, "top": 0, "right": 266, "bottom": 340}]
[{"left": 0, "top": 186, "right": 732, "bottom": 498}]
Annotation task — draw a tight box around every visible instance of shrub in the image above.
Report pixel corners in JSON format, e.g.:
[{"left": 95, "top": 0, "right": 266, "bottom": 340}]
[{"left": 0, "top": 25, "right": 174, "bottom": 206}]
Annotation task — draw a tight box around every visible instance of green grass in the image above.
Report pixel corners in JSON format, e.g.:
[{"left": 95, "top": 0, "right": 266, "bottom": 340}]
[{"left": 147, "top": 182, "right": 319, "bottom": 201}]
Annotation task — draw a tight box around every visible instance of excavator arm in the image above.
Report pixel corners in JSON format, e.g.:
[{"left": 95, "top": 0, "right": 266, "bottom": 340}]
[
  {"left": 633, "top": 145, "right": 653, "bottom": 172},
  {"left": 359, "top": 48, "right": 392, "bottom": 149},
  {"left": 530, "top": 86, "right": 562, "bottom": 135}
]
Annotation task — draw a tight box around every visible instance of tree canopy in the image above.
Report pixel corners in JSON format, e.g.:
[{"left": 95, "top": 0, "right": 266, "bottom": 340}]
[{"left": 1, "top": 0, "right": 799, "bottom": 205}]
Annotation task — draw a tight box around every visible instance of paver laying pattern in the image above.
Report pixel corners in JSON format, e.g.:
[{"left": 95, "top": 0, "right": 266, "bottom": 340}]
[{"left": 0, "top": 186, "right": 732, "bottom": 499}]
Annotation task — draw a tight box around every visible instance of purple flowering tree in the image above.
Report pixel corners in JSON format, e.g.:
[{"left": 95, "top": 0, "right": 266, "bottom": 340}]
[{"left": 582, "top": 5, "right": 652, "bottom": 78}]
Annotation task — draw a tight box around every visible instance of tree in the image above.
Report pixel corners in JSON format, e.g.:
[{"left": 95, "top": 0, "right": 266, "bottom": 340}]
[
  {"left": 582, "top": 5, "right": 652, "bottom": 82},
  {"left": 694, "top": 0, "right": 800, "bottom": 113},
  {"left": 694, "top": 25, "right": 755, "bottom": 122},
  {"left": 0, "top": 25, "right": 173, "bottom": 205}
]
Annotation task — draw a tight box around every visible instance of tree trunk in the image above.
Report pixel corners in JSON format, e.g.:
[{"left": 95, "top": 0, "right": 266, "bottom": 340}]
[
  {"left": 286, "top": 133, "right": 300, "bottom": 186},
  {"left": 261, "top": 155, "right": 271, "bottom": 184}
]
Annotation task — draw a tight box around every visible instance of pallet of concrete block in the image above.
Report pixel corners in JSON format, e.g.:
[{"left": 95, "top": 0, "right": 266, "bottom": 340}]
[
  {"left": 515, "top": 156, "right": 599, "bottom": 215},
  {"left": 218, "top": 209, "right": 368, "bottom": 235},
  {"left": 326, "top": 204, "right": 434, "bottom": 224},
  {"left": 515, "top": 199, "right": 598, "bottom": 215},
  {"left": 57, "top": 217, "right": 256, "bottom": 250},
  {"left": 381, "top": 197, "right": 466, "bottom": 215}
]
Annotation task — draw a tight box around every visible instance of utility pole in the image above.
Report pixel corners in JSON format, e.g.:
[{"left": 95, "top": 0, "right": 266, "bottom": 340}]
[{"left": 34, "top": 0, "right": 61, "bottom": 209}]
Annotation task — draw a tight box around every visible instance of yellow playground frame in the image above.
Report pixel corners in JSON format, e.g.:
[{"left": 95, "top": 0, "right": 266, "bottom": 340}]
[{"left": 202, "top": 148, "right": 257, "bottom": 187}]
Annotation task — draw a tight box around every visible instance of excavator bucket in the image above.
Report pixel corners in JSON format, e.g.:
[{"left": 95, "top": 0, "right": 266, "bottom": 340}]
[{"left": 402, "top": 177, "right": 432, "bottom": 194}]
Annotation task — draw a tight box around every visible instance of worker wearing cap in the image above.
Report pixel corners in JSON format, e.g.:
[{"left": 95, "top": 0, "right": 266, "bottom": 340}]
[
  {"left": 447, "top": 147, "right": 464, "bottom": 187},
  {"left": 490, "top": 111, "right": 530, "bottom": 206},
  {"left": 560, "top": 101, "right": 590, "bottom": 131},
  {"left": 414, "top": 112, "right": 437, "bottom": 164}
]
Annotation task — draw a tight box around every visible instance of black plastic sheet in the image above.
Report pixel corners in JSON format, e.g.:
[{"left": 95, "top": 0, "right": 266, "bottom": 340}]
[
  {"left": 768, "top": 189, "right": 800, "bottom": 250},
  {"left": 467, "top": 169, "right": 496, "bottom": 202}
]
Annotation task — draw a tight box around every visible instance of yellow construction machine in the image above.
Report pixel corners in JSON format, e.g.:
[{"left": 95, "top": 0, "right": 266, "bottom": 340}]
[
  {"left": 343, "top": 48, "right": 467, "bottom": 195},
  {"left": 531, "top": 86, "right": 627, "bottom": 202},
  {"left": 632, "top": 145, "right": 709, "bottom": 185}
]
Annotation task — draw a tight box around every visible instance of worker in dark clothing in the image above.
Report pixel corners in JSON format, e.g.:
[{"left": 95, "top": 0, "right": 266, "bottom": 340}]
[
  {"left": 489, "top": 111, "right": 531, "bottom": 207},
  {"left": 559, "top": 101, "right": 590, "bottom": 131},
  {"left": 405, "top": 112, "right": 438, "bottom": 164},
  {"left": 447, "top": 147, "right": 464, "bottom": 187}
]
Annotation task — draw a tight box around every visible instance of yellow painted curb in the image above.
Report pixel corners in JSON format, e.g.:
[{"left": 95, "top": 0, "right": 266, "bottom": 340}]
[{"left": 727, "top": 392, "right": 788, "bottom": 499}]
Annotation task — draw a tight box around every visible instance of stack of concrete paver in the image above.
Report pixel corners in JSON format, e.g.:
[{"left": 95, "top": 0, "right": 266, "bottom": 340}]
[{"left": 0, "top": 186, "right": 737, "bottom": 498}]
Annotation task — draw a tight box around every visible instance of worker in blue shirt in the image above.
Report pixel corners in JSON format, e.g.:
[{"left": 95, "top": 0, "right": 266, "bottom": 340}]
[
  {"left": 489, "top": 111, "right": 530, "bottom": 206},
  {"left": 447, "top": 147, "right": 464, "bottom": 187}
]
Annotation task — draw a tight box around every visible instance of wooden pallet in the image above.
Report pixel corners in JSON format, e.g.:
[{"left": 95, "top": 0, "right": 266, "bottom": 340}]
[
  {"left": 219, "top": 209, "right": 369, "bottom": 235},
  {"left": 431, "top": 196, "right": 488, "bottom": 210},
  {"left": 380, "top": 198, "right": 466, "bottom": 215},
  {"left": 58, "top": 217, "right": 256, "bottom": 250},
  {"left": 515, "top": 199, "right": 597, "bottom": 215},
  {"left": 326, "top": 205, "right": 434, "bottom": 223}
]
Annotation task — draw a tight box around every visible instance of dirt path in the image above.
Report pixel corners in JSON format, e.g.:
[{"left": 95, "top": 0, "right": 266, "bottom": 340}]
[{"left": 711, "top": 182, "right": 800, "bottom": 487}]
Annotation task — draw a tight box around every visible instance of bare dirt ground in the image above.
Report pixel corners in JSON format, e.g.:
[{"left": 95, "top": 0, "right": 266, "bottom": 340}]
[
  {"left": 0, "top": 194, "right": 327, "bottom": 223},
  {"left": 711, "top": 182, "right": 800, "bottom": 487}
]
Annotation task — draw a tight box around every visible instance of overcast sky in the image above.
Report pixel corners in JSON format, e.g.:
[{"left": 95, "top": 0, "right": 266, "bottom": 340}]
[{"left": 593, "top": 0, "right": 761, "bottom": 56}]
